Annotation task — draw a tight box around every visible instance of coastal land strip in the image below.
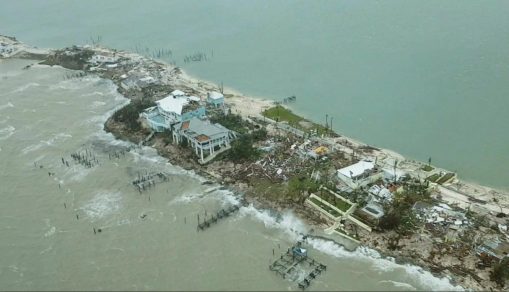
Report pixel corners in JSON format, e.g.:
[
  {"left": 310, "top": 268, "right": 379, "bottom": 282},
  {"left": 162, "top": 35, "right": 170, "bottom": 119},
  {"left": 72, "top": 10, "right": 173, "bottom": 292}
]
[{"left": 3, "top": 35, "right": 509, "bottom": 291}]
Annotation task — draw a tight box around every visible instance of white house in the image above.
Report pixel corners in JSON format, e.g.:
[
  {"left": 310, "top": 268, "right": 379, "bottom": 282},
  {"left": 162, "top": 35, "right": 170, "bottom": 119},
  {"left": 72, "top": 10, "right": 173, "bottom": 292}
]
[
  {"left": 141, "top": 92, "right": 206, "bottom": 132},
  {"left": 207, "top": 91, "right": 224, "bottom": 107},
  {"left": 337, "top": 160, "right": 383, "bottom": 189},
  {"left": 172, "top": 117, "right": 235, "bottom": 163}
]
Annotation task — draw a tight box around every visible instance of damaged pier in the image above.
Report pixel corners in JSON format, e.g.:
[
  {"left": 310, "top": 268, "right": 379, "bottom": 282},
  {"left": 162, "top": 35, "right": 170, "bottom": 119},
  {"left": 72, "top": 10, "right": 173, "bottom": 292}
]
[
  {"left": 269, "top": 241, "right": 327, "bottom": 290},
  {"left": 197, "top": 204, "right": 240, "bottom": 231}
]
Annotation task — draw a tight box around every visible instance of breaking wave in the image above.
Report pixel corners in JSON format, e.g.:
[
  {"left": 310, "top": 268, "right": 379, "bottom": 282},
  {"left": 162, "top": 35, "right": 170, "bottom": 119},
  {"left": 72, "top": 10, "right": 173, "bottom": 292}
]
[
  {"left": 170, "top": 192, "right": 206, "bottom": 204},
  {"left": 379, "top": 280, "right": 417, "bottom": 290},
  {"left": 20, "top": 132, "right": 72, "bottom": 154},
  {"left": 0, "top": 125, "right": 15, "bottom": 140},
  {"left": 237, "top": 203, "right": 462, "bottom": 291},
  {"left": 9, "top": 82, "right": 40, "bottom": 94},
  {"left": 0, "top": 102, "right": 14, "bottom": 111},
  {"left": 80, "top": 191, "right": 122, "bottom": 221}
]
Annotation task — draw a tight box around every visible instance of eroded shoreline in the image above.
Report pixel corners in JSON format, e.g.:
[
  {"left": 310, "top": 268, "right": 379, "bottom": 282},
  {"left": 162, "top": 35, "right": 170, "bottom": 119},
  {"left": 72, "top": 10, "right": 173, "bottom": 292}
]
[{"left": 3, "top": 35, "right": 509, "bottom": 290}]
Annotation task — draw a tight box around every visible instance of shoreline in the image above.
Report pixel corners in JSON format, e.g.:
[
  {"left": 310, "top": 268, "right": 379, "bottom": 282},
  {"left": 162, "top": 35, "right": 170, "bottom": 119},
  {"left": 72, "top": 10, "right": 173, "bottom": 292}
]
[{"left": 3, "top": 35, "right": 509, "bottom": 290}]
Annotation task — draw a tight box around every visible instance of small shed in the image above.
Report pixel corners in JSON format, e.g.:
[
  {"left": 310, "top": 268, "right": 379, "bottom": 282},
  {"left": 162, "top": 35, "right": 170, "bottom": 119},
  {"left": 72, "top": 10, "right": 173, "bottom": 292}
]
[{"left": 207, "top": 91, "right": 224, "bottom": 107}]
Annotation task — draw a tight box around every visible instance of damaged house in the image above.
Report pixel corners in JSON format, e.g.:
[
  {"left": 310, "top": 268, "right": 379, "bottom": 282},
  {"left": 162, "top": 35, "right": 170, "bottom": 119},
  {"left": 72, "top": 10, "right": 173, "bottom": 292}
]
[
  {"left": 141, "top": 90, "right": 206, "bottom": 132},
  {"left": 172, "top": 117, "right": 236, "bottom": 163}
]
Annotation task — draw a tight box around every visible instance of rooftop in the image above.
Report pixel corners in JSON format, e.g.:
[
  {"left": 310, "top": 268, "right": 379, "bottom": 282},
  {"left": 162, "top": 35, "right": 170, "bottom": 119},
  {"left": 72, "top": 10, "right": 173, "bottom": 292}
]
[
  {"left": 208, "top": 91, "right": 224, "bottom": 100},
  {"left": 156, "top": 95, "right": 189, "bottom": 115},
  {"left": 171, "top": 89, "right": 185, "bottom": 96},
  {"left": 338, "top": 160, "right": 375, "bottom": 179},
  {"left": 178, "top": 117, "right": 230, "bottom": 142}
]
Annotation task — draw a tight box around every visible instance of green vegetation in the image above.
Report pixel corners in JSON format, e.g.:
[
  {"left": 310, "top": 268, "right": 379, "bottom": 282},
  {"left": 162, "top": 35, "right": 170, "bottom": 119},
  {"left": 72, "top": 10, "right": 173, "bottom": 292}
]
[
  {"left": 228, "top": 134, "right": 260, "bottom": 162},
  {"left": 251, "top": 128, "right": 268, "bottom": 142},
  {"left": 421, "top": 165, "right": 434, "bottom": 172},
  {"left": 437, "top": 172, "right": 455, "bottom": 184},
  {"left": 262, "top": 105, "right": 334, "bottom": 136},
  {"left": 379, "top": 185, "right": 431, "bottom": 234},
  {"left": 317, "top": 189, "right": 352, "bottom": 212},
  {"left": 263, "top": 105, "right": 303, "bottom": 124},
  {"left": 426, "top": 173, "right": 440, "bottom": 183},
  {"left": 491, "top": 257, "right": 509, "bottom": 287},
  {"left": 309, "top": 197, "right": 341, "bottom": 217},
  {"left": 112, "top": 99, "right": 155, "bottom": 131},
  {"left": 426, "top": 172, "right": 455, "bottom": 184},
  {"left": 288, "top": 176, "right": 319, "bottom": 197},
  {"left": 210, "top": 113, "right": 250, "bottom": 134},
  {"left": 42, "top": 47, "right": 94, "bottom": 70}
]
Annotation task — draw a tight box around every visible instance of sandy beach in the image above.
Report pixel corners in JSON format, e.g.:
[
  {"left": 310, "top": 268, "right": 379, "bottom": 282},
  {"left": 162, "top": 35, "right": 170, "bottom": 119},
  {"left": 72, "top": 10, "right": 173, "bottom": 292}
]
[{"left": 4, "top": 34, "right": 509, "bottom": 290}]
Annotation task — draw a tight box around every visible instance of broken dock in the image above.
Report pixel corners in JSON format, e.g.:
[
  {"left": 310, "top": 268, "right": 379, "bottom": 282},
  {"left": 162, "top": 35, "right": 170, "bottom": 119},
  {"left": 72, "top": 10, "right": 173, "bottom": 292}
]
[
  {"left": 197, "top": 204, "right": 240, "bottom": 231},
  {"left": 269, "top": 241, "right": 327, "bottom": 290}
]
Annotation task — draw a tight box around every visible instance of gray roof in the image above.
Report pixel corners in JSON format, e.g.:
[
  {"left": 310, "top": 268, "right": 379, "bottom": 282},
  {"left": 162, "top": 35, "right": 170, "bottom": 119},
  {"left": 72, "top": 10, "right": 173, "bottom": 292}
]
[{"left": 176, "top": 117, "right": 229, "bottom": 140}]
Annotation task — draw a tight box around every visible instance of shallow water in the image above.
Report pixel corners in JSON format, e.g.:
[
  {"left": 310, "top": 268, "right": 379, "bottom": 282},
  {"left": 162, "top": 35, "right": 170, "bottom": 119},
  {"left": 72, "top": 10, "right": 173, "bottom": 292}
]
[
  {"left": 1, "top": 0, "right": 508, "bottom": 189},
  {"left": 0, "top": 59, "right": 461, "bottom": 290}
]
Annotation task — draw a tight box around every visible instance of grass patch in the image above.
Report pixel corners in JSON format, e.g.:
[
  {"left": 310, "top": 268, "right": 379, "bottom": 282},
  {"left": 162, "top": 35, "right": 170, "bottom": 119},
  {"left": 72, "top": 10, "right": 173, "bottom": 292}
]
[
  {"left": 262, "top": 105, "right": 335, "bottom": 136},
  {"left": 210, "top": 113, "right": 250, "bottom": 134},
  {"left": 250, "top": 178, "right": 289, "bottom": 201},
  {"left": 262, "top": 105, "right": 303, "bottom": 125},
  {"left": 309, "top": 197, "right": 341, "bottom": 217},
  {"left": 426, "top": 173, "right": 440, "bottom": 183},
  {"left": 437, "top": 172, "right": 455, "bottom": 184},
  {"left": 317, "top": 192, "right": 352, "bottom": 212},
  {"left": 421, "top": 165, "right": 434, "bottom": 172}
]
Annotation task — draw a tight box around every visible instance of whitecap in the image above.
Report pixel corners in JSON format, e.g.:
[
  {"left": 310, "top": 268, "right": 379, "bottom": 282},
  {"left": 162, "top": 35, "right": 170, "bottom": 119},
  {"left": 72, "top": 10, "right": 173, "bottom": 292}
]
[
  {"left": 379, "top": 280, "right": 417, "bottom": 290},
  {"left": 0, "top": 102, "right": 14, "bottom": 111},
  {"left": 0, "top": 125, "right": 15, "bottom": 140},
  {"left": 239, "top": 205, "right": 308, "bottom": 239},
  {"left": 82, "top": 91, "right": 105, "bottom": 97},
  {"left": 90, "top": 101, "right": 107, "bottom": 108},
  {"left": 236, "top": 204, "right": 461, "bottom": 291},
  {"left": 9, "top": 82, "right": 40, "bottom": 94},
  {"left": 80, "top": 190, "right": 122, "bottom": 221},
  {"left": 44, "top": 226, "right": 56, "bottom": 238},
  {"left": 305, "top": 237, "right": 463, "bottom": 291},
  {"left": 170, "top": 192, "right": 205, "bottom": 204},
  {"left": 20, "top": 132, "right": 72, "bottom": 154}
]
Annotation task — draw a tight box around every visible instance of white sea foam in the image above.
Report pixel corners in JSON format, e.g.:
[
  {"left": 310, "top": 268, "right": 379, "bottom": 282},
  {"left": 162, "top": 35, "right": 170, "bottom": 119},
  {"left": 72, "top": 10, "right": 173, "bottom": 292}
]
[
  {"left": 80, "top": 191, "right": 122, "bottom": 221},
  {"left": 9, "top": 82, "right": 40, "bottom": 94},
  {"left": 0, "top": 102, "right": 14, "bottom": 111},
  {"left": 49, "top": 76, "right": 101, "bottom": 91},
  {"left": 170, "top": 192, "right": 205, "bottom": 204},
  {"left": 20, "top": 132, "right": 72, "bottom": 154},
  {"left": 239, "top": 205, "right": 308, "bottom": 240},
  {"left": 214, "top": 189, "right": 241, "bottom": 206},
  {"left": 237, "top": 203, "right": 462, "bottom": 291},
  {"left": 43, "top": 218, "right": 56, "bottom": 238},
  {"left": 66, "top": 165, "right": 94, "bottom": 182},
  {"left": 379, "top": 280, "right": 417, "bottom": 290},
  {"left": 0, "top": 125, "right": 15, "bottom": 140},
  {"left": 91, "top": 101, "right": 107, "bottom": 108},
  {"left": 305, "top": 237, "right": 463, "bottom": 291},
  {"left": 44, "top": 226, "right": 56, "bottom": 238},
  {"left": 82, "top": 91, "right": 105, "bottom": 97},
  {"left": 39, "top": 245, "right": 53, "bottom": 255}
]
